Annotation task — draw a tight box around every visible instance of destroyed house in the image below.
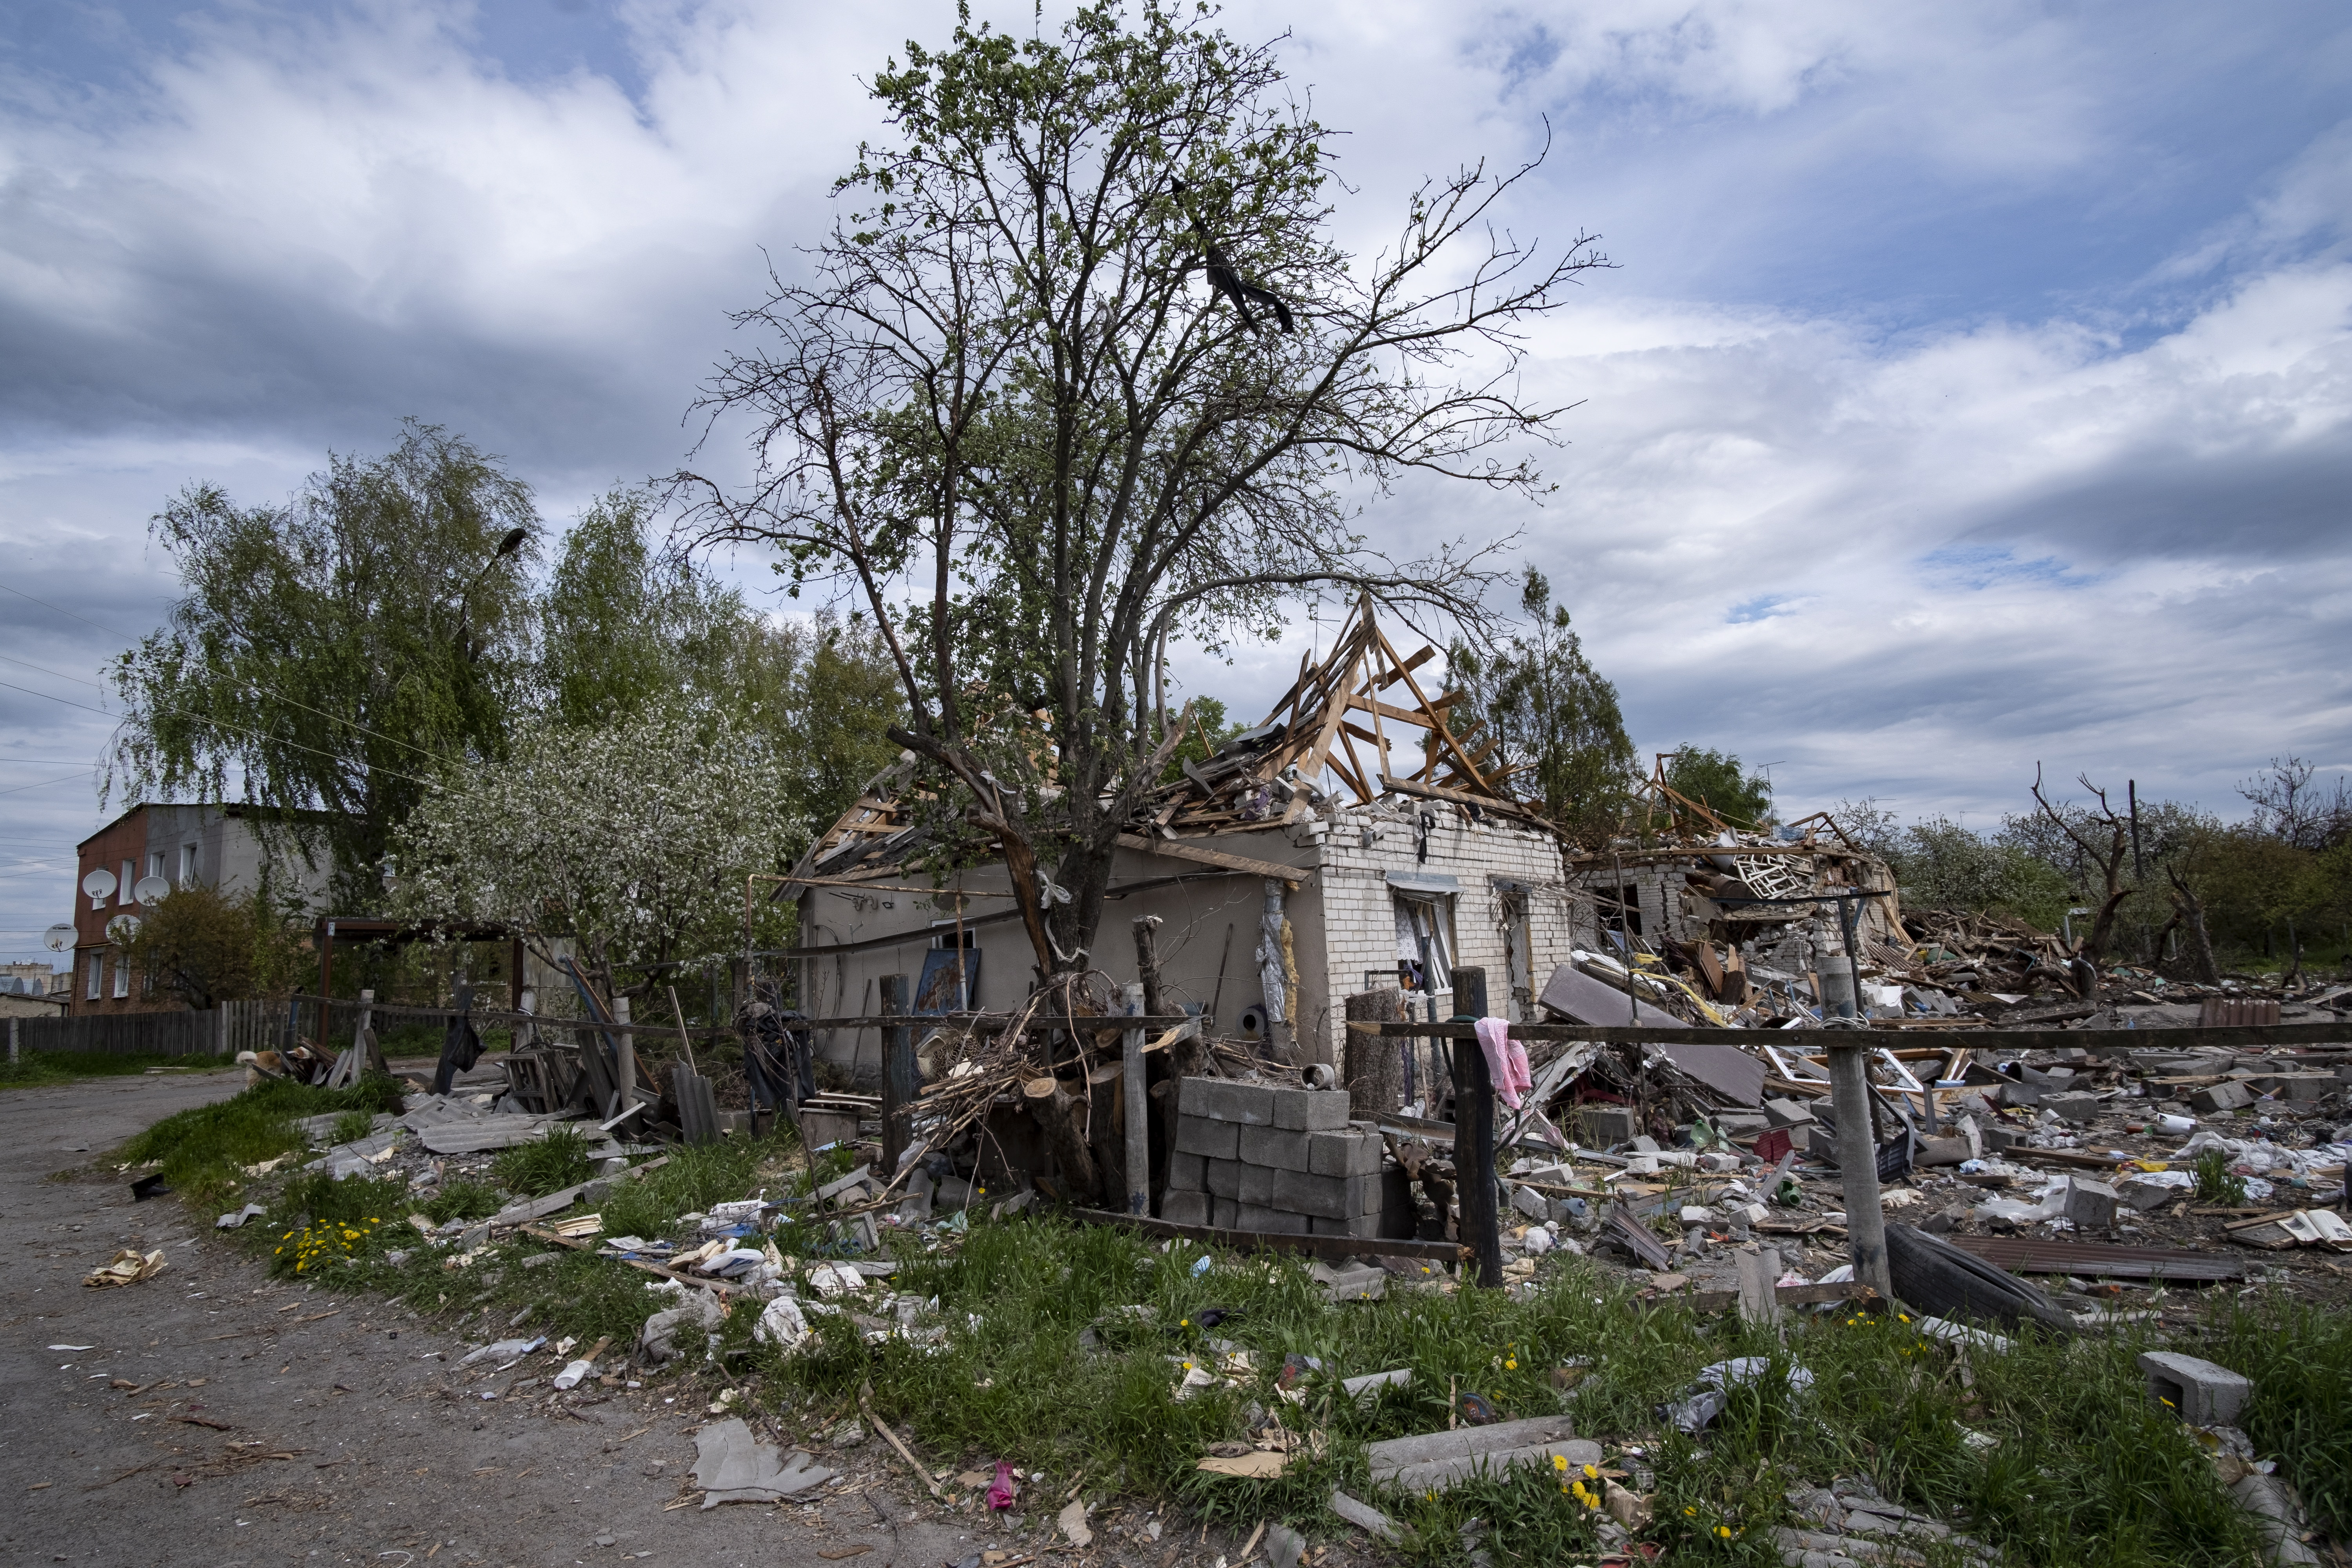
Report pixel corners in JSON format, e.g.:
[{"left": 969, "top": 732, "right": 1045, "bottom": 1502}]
[{"left": 783, "top": 598, "right": 1588, "bottom": 1082}]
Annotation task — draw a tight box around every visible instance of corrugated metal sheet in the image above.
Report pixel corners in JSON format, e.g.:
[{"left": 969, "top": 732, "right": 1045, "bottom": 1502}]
[{"left": 1949, "top": 1236, "right": 2242, "bottom": 1281}]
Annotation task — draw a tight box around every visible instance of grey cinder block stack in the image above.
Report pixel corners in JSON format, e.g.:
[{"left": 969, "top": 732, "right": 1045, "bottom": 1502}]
[{"left": 1160, "top": 1077, "right": 1392, "bottom": 1237}]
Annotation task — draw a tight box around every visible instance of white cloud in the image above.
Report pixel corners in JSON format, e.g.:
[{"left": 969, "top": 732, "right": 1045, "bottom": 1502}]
[{"left": 1, "top": 0, "right": 2349, "bottom": 960}]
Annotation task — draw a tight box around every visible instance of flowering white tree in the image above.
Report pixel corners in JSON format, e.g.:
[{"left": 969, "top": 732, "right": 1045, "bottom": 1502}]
[{"left": 390, "top": 713, "right": 806, "bottom": 1001}]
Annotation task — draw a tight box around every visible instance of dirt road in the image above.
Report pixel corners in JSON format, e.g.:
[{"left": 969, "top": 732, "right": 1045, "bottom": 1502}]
[{"left": 0, "top": 1073, "right": 1003, "bottom": 1568}]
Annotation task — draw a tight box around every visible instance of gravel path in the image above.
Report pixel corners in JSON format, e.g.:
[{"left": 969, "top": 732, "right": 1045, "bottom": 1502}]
[{"left": 0, "top": 1071, "right": 1029, "bottom": 1568}]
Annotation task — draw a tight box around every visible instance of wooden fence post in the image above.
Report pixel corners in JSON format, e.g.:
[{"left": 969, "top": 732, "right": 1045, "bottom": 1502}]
[
  {"left": 1121, "top": 981, "right": 1150, "bottom": 1215},
  {"left": 1450, "top": 967, "right": 1503, "bottom": 1289},
  {"left": 879, "top": 975, "right": 914, "bottom": 1176}
]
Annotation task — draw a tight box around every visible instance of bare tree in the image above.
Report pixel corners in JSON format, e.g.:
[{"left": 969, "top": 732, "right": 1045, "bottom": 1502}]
[
  {"left": 678, "top": 3, "right": 1607, "bottom": 976},
  {"left": 2028, "top": 764, "right": 2135, "bottom": 966}
]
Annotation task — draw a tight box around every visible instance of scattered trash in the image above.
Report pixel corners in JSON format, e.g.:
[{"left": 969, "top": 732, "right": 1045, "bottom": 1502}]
[
  {"left": 129, "top": 1173, "right": 172, "bottom": 1201},
  {"left": 214, "top": 1203, "right": 266, "bottom": 1230},
  {"left": 459, "top": 1335, "right": 545, "bottom": 1368},
  {"left": 1264, "top": 1522, "right": 1308, "bottom": 1567},
  {"left": 692, "top": 1417, "right": 834, "bottom": 1506},
  {"left": 82, "top": 1249, "right": 167, "bottom": 1288},
  {"left": 754, "top": 1295, "right": 813, "bottom": 1353},
  {"left": 639, "top": 1293, "right": 722, "bottom": 1363},
  {"left": 1663, "top": 1358, "right": 1815, "bottom": 1434},
  {"left": 1339, "top": 1367, "right": 1411, "bottom": 1405},
  {"left": 987, "top": 1460, "right": 1017, "bottom": 1510},
  {"left": 1056, "top": 1500, "right": 1093, "bottom": 1549},
  {"left": 1884, "top": 1223, "right": 2076, "bottom": 1336}
]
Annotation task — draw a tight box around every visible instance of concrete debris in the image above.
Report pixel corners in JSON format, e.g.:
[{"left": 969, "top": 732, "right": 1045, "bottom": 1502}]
[
  {"left": 691, "top": 1417, "right": 834, "bottom": 1506},
  {"left": 1366, "top": 1415, "right": 1595, "bottom": 1494},
  {"left": 2137, "top": 1351, "right": 2252, "bottom": 1426},
  {"left": 1327, "top": 1489, "right": 1402, "bottom": 1545}
]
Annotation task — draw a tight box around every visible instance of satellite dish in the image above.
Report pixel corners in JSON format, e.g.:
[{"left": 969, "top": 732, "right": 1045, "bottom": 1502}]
[
  {"left": 134, "top": 874, "right": 172, "bottom": 904},
  {"left": 82, "top": 867, "right": 117, "bottom": 909},
  {"left": 44, "top": 923, "right": 77, "bottom": 952},
  {"left": 106, "top": 914, "right": 141, "bottom": 943}
]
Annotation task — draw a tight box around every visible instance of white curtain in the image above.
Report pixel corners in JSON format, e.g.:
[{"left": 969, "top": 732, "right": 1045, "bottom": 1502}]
[{"left": 1392, "top": 895, "right": 1454, "bottom": 995}]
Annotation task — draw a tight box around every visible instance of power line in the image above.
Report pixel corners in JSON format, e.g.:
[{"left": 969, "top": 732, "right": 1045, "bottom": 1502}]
[
  {"left": 0, "top": 650, "right": 104, "bottom": 689},
  {"left": 0, "top": 773, "right": 85, "bottom": 798},
  {"left": 0, "top": 581, "right": 453, "bottom": 766},
  {"left": 0, "top": 678, "right": 433, "bottom": 790}
]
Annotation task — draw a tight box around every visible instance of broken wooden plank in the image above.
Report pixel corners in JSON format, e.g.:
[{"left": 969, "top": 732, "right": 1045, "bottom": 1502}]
[{"left": 1113, "top": 834, "right": 1307, "bottom": 886}]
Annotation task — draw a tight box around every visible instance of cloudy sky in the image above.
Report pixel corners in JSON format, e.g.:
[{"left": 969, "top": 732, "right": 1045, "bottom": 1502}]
[{"left": 3, "top": 0, "right": 2348, "bottom": 968}]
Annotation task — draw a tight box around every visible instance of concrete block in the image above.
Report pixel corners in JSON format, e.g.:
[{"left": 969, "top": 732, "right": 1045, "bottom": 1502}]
[
  {"left": 1212, "top": 1197, "right": 1240, "bottom": 1230},
  {"left": 1166, "top": 1151, "right": 1205, "bottom": 1192},
  {"left": 1205, "top": 1159, "right": 1242, "bottom": 1200},
  {"left": 2138, "top": 1350, "right": 2250, "bottom": 1426},
  {"left": 2042, "top": 1092, "right": 2102, "bottom": 1125},
  {"left": 1174, "top": 1115, "right": 1240, "bottom": 1160},
  {"left": 1762, "top": 1096, "right": 1816, "bottom": 1129},
  {"left": 2192, "top": 1080, "right": 2254, "bottom": 1114},
  {"left": 1160, "top": 1189, "right": 1211, "bottom": 1227},
  {"left": 1272, "top": 1088, "right": 1354, "bottom": 1131},
  {"left": 1984, "top": 1125, "right": 2026, "bottom": 1152},
  {"left": 1236, "top": 1203, "right": 1310, "bottom": 1235},
  {"left": 1238, "top": 1162, "right": 1276, "bottom": 1207},
  {"left": 1309, "top": 1212, "right": 1381, "bottom": 1238},
  {"left": 1575, "top": 1105, "right": 1637, "bottom": 1147},
  {"left": 1272, "top": 1167, "right": 1372, "bottom": 1221},
  {"left": 1509, "top": 1185, "right": 1549, "bottom": 1221},
  {"left": 2118, "top": 1174, "right": 2187, "bottom": 1212},
  {"left": 1915, "top": 1136, "right": 1971, "bottom": 1167},
  {"left": 1308, "top": 1129, "right": 1384, "bottom": 1178},
  {"left": 1181, "top": 1077, "right": 1276, "bottom": 1125},
  {"left": 1239, "top": 1124, "right": 1312, "bottom": 1171},
  {"left": 2057, "top": 1177, "right": 2117, "bottom": 1230},
  {"left": 2000, "top": 1080, "right": 2042, "bottom": 1108}
]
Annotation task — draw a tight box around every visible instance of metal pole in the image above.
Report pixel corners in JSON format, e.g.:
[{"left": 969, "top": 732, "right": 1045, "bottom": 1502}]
[
  {"left": 1826, "top": 1036, "right": 1891, "bottom": 1300},
  {"left": 879, "top": 974, "right": 914, "bottom": 1175},
  {"left": 7, "top": 1017, "right": 16, "bottom": 1066},
  {"left": 1122, "top": 981, "right": 1150, "bottom": 1215},
  {"left": 1451, "top": 967, "right": 1503, "bottom": 1289}
]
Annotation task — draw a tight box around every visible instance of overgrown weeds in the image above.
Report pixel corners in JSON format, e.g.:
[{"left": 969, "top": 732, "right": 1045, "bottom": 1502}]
[
  {"left": 2210, "top": 1297, "right": 2352, "bottom": 1539},
  {"left": 492, "top": 1123, "right": 596, "bottom": 1196},
  {"left": 2191, "top": 1149, "right": 2247, "bottom": 1206},
  {"left": 120, "top": 1073, "right": 404, "bottom": 1206}
]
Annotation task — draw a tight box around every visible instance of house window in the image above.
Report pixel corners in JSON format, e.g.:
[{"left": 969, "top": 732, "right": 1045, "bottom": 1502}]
[
  {"left": 1598, "top": 883, "right": 1643, "bottom": 943},
  {"left": 180, "top": 842, "right": 198, "bottom": 883},
  {"left": 1393, "top": 894, "right": 1455, "bottom": 998},
  {"left": 112, "top": 952, "right": 129, "bottom": 998},
  {"left": 147, "top": 851, "right": 166, "bottom": 882},
  {"left": 86, "top": 953, "right": 103, "bottom": 1000},
  {"left": 120, "top": 860, "right": 136, "bottom": 906}
]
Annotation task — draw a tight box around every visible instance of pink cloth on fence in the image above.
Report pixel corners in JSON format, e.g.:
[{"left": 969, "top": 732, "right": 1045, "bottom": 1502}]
[{"left": 1473, "top": 1016, "right": 1534, "bottom": 1109}]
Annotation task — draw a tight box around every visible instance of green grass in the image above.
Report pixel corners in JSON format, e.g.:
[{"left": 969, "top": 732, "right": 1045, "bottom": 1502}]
[
  {"left": 2191, "top": 1149, "right": 2247, "bottom": 1207},
  {"left": 167, "top": 1104, "right": 2315, "bottom": 1568},
  {"left": 118, "top": 1073, "right": 405, "bottom": 1207},
  {"left": 0, "top": 1050, "right": 237, "bottom": 1088},
  {"left": 330, "top": 1109, "right": 377, "bottom": 1145},
  {"left": 491, "top": 1122, "right": 597, "bottom": 1196},
  {"left": 2209, "top": 1298, "right": 2352, "bottom": 1540}
]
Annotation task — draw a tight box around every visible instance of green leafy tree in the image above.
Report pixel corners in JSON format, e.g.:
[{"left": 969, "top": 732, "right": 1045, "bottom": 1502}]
[
  {"left": 681, "top": 1, "right": 1606, "bottom": 975},
  {"left": 388, "top": 712, "right": 806, "bottom": 1002},
  {"left": 114, "top": 884, "right": 309, "bottom": 1010},
  {"left": 107, "top": 421, "right": 538, "bottom": 908},
  {"left": 1447, "top": 567, "right": 1636, "bottom": 844},
  {"left": 1663, "top": 746, "right": 1774, "bottom": 831},
  {"left": 540, "top": 491, "right": 906, "bottom": 829}
]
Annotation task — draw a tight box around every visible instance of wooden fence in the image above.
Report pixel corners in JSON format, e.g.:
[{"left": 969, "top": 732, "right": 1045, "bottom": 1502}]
[{"left": 9, "top": 998, "right": 292, "bottom": 1058}]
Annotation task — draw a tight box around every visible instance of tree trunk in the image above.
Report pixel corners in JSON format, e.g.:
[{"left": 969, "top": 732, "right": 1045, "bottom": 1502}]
[
  {"left": 1036, "top": 1081, "right": 1098, "bottom": 1204},
  {"left": 1343, "top": 987, "right": 1406, "bottom": 1117}
]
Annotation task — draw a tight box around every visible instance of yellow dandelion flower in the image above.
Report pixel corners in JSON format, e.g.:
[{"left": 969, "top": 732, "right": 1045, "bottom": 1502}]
[
  {"left": 1506, "top": 1359, "right": 1518, "bottom": 1370},
  {"left": 1684, "top": 1506, "right": 1698, "bottom": 1517},
  {"left": 1552, "top": 1455, "right": 1569, "bottom": 1472},
  {"left": 1583, "top": 1464, "right": 1599, "bottom": 1479}
]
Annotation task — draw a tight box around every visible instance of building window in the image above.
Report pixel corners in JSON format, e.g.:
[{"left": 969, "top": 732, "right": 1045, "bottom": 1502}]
[
  {"left": 147, "top": 851, "right": 165, "bottom": 882},
  {"left": 180, "top": 842, "right": 198, "bottom": 883},
  {"left": 1393, "top": 894, "right": 1455, "bottom": 998},
  {"left": 111, "top": 952, "right": 129, "bottom": 998},
  {"left": 86, "top": 953, "right": 103, "bottom": 1000},
  {"left": 120, "top": 859, "right": 136, "bottom": 906}
]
